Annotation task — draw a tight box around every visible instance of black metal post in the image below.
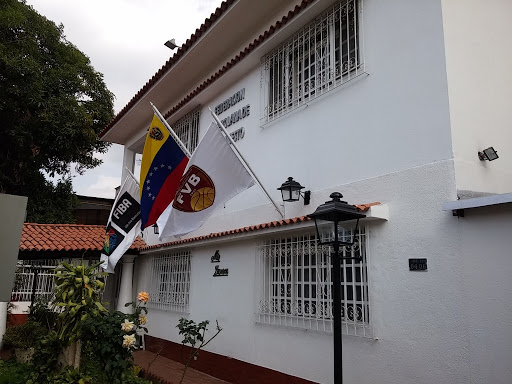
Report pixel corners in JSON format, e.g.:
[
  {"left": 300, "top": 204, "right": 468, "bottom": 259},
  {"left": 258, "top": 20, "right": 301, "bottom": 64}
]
[{"left": 332, "top": 222, "right": 343, "bottom": 384}]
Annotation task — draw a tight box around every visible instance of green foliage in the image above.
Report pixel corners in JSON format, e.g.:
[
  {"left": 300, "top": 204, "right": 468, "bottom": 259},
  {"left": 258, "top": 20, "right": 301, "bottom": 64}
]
[
  {"left": 0, "top": 360, "right": 31, "bottom": 384},
  {"left": 2, "top": 321, "right": 47, "bottom": 349},
  {"left": 54, "top": 261, "right": 108, "bottom": 340},
  {"left": 80, "top": 311, "right": 134, "bottom": 382},
  {"left": 26, "top": 330, "right": 64, "bottom": 383},
  {"left": 0, "top": 0, "right": 114, "bottom": 222},
  {"left": 28, "top": 297, "right": 58, "bottom": 332},
  {"left": 79, "top": 297, "right": 149, "bottom": 384},
  {"left": 176, "top": 318, "right": 222, "bottom": 384},
  {"left": 50, "top": 366, "right": 92, "bottom": 384}
]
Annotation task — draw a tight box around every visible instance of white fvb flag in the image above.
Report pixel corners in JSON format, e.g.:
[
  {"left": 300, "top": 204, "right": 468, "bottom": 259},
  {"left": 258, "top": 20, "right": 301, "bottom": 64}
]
[
  {"left": 157, "top": 122, "right": 255, "bottom": 239},
  {"left": 100, "top": 174, "right": 141, "bottom": 273}
]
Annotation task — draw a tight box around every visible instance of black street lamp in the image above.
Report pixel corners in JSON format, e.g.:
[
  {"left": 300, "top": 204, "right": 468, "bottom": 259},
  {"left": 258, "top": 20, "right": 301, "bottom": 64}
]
[{"left": 308, "top": 192, "right": 366, "bottom": 384}]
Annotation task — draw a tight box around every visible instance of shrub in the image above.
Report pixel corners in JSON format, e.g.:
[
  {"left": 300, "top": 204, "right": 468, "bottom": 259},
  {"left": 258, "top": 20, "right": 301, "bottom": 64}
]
[
  {"left": 0, "top": 360, "right": 31, "bottom": 384},
  {"left": 2, "top": 321, "right": 47, "bottom": 349}
]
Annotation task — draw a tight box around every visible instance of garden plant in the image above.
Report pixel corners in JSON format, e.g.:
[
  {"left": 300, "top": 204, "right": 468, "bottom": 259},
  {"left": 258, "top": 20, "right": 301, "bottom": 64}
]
[{"left": 0, "top": 261, "right": 152, "bottom": 384}]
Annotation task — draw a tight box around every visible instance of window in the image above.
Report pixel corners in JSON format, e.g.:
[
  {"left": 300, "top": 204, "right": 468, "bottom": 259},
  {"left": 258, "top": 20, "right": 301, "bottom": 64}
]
[
  {"left": 171, "top": 107, "right": 200, "bottom": 153},
  {"left": 147, "top": 251, "right": 191, "bottom": 312},
  {"left": 261, "top": 0, "right": 361, "bottom": 123},
  {"left": 255, "top": 228, "right": 371, "bottom": 337}
]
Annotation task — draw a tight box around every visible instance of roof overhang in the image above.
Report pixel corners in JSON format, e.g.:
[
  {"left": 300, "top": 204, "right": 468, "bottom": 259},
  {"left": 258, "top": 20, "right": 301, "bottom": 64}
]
[
  {"left": 100, "top": 0, "right": 306, "bottom": 146},
  {"left": 443, "top": 192, "right": 512, "bottom": 217}
]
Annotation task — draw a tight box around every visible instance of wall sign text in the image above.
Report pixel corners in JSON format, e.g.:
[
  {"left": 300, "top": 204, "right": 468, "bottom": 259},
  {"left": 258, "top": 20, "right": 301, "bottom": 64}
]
[{"left": 409, "top": 258, "right": 428, "bottom": 271}]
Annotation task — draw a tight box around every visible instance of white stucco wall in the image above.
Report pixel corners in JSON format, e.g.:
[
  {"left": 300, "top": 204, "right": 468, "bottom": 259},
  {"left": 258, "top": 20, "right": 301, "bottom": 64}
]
[
  {"left": 134, "top": 0, "right": 454, "bottom": 245},
  {"left": 133, "top": 160, "right": 491, "bottom": 384},
  {"left": 441, "top": 0, "right": 512, "bottom": 194},
  {"left": 455, "top": 204, "right": 512, "bottom": 384},
  {"left": 124, "top": 1, "right": 512, "bottom": 383}
]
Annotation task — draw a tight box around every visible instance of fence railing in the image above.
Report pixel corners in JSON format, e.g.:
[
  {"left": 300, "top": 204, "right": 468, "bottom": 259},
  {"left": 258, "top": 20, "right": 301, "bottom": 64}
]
[{"left": 11, "top": 259, "right": 108, "bottom": 304}]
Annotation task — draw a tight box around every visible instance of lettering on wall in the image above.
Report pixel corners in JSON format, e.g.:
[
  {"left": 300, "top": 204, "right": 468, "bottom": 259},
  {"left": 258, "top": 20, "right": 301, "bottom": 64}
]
[
  {"left": 215, "top": 88, "right": 250, "bottom": 141},
  {"left": 210, "top": 250, "right": 228, "bottom": 276},
  {"left": 213, "top": 265, "right": 229, "bottom": 277},
  {"left": 409, "top": 258, "right": 428, "bottom": 271},
  {"left": 211, "top": 250, "right": 220, "bottom": 263}
]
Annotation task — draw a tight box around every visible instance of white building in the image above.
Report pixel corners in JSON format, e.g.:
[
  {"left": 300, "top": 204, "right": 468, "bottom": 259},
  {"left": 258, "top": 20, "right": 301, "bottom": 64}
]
[{"left": 100, "top": 0, "right": 512, "bottom": 383}]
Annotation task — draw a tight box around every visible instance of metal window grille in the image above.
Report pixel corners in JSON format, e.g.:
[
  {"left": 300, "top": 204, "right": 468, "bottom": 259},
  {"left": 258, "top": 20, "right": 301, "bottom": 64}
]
[
  {"left": 147, "top": 251, "right": 191, "bottom": 312},
  {"left": 261, "top": 0, "right": 362, "bottom": 124},
  {"left": 256, "top": 228, "right": 372, "bottom": 337},
  {"left": 11, "top": 259, "right": 106, "bottom": 303},
  {"left": 171, "top": 107, "right": 200, "bottom": 152}
]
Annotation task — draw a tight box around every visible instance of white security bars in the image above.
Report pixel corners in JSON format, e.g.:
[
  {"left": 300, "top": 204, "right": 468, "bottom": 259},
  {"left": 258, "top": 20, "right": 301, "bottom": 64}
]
[
  {"left": 147, "top": 251, "right": 191, "bottom": 312},
  {"left": 256, "top": 229, "right": 372, "bottom": 338},
  {"left": 11, "top": 259, "right": 106, "bottom": 302},
  {"left": 172, "top": 107, "right": 200, "bottom": 153},
  {"left": 261, "top": 0, "right": 362, "bottom": 124}
]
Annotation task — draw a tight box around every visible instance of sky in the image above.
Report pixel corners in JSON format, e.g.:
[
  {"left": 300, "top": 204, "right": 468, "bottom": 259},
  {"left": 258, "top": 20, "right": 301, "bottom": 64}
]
[{"left": 26, "top": 0, "right": 220, "bottom": 198}]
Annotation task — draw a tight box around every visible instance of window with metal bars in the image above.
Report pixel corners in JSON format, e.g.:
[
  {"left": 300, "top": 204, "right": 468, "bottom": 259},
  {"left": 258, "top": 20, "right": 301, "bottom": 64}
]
[
  {"left": 261, "top": 0, "right": 361, "bottom": 124},
  {"left": 256, "top": 229, "right": 372, "bottom": 337},
  {"left": 147, "top": 251, "right": 191, "bottom": 313},
  {"left": 171, "top": 107, "right": 200, "bottom": 153}
]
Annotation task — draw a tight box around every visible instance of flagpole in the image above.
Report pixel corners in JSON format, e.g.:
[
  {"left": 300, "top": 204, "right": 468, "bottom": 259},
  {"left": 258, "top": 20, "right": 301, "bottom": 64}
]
[
  {"left": 150, "top": 102, "right": 192, "bottom": 158},
  {"left": 208, "top": 107, "right": 284, "bottom": 218}
]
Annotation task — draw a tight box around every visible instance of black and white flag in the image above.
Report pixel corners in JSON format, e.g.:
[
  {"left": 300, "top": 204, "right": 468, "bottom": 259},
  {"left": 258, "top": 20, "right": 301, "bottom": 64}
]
[{"left": 100, "top": 174, "right": 141, "bottom": 273}]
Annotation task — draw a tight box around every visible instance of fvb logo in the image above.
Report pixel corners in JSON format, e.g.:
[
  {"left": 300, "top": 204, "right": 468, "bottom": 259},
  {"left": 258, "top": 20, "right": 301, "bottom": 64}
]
[{"left": 173, "top": 165, "right": 215, "bottom": 212}]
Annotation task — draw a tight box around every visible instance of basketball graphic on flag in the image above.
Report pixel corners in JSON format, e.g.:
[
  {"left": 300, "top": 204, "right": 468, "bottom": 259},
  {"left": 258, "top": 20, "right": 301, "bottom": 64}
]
[
  {"left": 173, "top": 165, "right": 216, "bottom": 212},
  {"left": 190, "top": 187, "right": 215, "bottom": 211}
]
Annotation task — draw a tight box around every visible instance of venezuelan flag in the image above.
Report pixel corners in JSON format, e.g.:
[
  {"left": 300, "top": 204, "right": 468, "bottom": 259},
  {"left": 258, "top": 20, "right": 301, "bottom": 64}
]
[{"left": 140, "top": 114, "right": 189, "bottom": 229}]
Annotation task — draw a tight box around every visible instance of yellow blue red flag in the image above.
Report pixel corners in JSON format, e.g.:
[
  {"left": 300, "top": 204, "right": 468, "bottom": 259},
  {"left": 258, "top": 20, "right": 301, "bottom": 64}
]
[{"left": 140, "top": 114, "right": 189, "bottom": 229}]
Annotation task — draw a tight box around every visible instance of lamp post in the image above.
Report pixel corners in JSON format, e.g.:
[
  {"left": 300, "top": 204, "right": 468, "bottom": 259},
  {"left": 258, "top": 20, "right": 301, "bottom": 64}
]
[{"left": 308, "top": 192, "right": 366, "bottom": 384}]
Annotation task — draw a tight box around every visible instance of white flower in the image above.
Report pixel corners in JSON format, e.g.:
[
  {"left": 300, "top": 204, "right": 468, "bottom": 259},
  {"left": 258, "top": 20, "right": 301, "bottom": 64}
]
[
  {"left": 139, "top": 314, "right": 147, "bottom": 325},
  {"left": 121, "top": 319, "right": 135, "bottom": 332},
  {"left": 123, "top": 334, "right": 136, "bottom": 349}
]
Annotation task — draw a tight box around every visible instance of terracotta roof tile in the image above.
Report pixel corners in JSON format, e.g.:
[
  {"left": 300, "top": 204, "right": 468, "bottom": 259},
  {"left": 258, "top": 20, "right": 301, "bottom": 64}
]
[
  {"left": 99, "top": 0, "right": 317, "bottom": 138},
  {"left": 20, "top": 223, "right": 146, "bottom": 252},
  {"left": 99, "top": 0, "right": 237, "bottom": 138},
  {"left": 144, "top": 202, "right": 380, "bottom": 251}
]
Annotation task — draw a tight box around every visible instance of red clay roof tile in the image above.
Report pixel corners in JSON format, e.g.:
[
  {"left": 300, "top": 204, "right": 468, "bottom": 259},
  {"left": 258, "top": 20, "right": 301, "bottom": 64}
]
[
  {"left": 20, "top": 223, "right": 146, "bottom": 252},
  {"left": 99, "top": 0, "right": 317, "bottom": 138},
  {"left": 144, "top": 202, "right": 380, "bottom": 251}
]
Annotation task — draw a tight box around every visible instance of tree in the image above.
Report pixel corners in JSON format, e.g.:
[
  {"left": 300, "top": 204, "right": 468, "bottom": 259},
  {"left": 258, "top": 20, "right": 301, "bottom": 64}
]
[{"left": 0, "top": 0, "right": 114, "bottom": 222}]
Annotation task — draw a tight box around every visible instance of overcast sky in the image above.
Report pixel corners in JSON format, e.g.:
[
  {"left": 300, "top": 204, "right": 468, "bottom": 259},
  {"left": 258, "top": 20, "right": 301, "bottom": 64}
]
[{"left": 26, "top": 0, "right": 219, "bottom": 198}]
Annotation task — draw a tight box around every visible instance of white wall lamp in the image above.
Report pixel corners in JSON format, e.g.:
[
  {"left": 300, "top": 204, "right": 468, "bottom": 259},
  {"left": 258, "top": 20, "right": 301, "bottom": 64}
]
[
  {"left": 278, "top": 177, "right": 310, "bottom": 205},
  {"left": 478, "top": 147, "right": 499, "bottom": 161}
]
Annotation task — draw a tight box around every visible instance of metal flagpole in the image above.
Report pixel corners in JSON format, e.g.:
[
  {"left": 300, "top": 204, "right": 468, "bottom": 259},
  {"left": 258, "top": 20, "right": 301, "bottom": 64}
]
[
  {"left": 208, "top": 107, "right": 284, "bottom": 218},
  {"left": 150, "top": 102, "right": 192, "bottom": 158}
]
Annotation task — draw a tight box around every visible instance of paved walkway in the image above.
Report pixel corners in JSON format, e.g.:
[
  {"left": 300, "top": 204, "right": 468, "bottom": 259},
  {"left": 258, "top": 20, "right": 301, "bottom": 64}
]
[{"left": 134, "top": 350, "right": 231, "bottom": 384}]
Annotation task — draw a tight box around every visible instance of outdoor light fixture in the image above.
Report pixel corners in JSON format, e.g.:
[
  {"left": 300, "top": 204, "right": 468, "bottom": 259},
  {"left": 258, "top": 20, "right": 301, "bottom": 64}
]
[
  {"left": 478, "top": 147, "right": 499, "bottom": 161},
  {"left": 308, "top": 192, "right": 366, "bottom": 384},
  {"left": 278, "top": 177, "right": 311, "bottom": 205},
  {"left": 152, "top": 224, "right": 159, "bottom": 235},
  {"left": 164, "top": 38, "right": 177, "bottom": 50}
]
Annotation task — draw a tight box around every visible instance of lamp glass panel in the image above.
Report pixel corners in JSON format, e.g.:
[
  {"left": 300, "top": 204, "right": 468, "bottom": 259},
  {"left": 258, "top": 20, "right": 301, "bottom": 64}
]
[
  {"left": 281, "top": 188, "right": 292, "bottom": 201},
  {"left": 315, "top": 219, "right": 336, "bottom": 244},
  {"left": 336, "top": 220, "right": 357, "bottom": 244},
  {"left": 291, "top": 189, "right": 301, "bottom": 201}
]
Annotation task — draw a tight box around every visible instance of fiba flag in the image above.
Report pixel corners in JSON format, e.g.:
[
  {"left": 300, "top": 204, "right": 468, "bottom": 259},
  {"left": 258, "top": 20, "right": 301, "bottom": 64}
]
[
  {"left": 100, "top": 174, "right": 141, "bottom": 273},
  {"left": 140, "top": 114, "right": 189, "bottom": 229},
  {"left": 157, "top": 122, "right": 255, "bottom": 239}
]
